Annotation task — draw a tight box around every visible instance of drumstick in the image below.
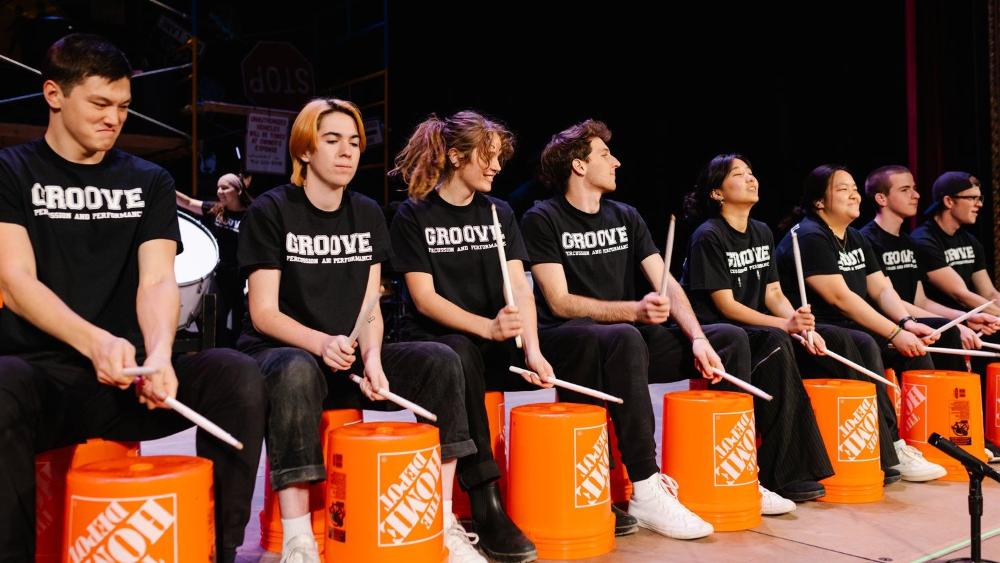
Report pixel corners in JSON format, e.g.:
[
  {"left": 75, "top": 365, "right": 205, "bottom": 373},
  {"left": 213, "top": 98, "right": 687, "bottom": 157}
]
[
  {"left": 916, "top": 345, "right": 1000, "bottom": 358},
  {"left": 509, "top": 366, "right": 624, "bottom": 404},
  {"left": 974, "top": 332, "right": 1000, "bottom": 351},
  {"left": 491, "top": 204, "right": 522, "bottom": 348},
  {"left": 133, "top": 375, "right": 244, "bottom": 450},
  {"left": 658, "top": 214, "right": 675, "bottom": 296},
  {"left": 708, "top": 367, "right": 774, "bottom": 401},
  {"left": 348, "top": 294, "right": 380, "bottom": 344},
  {"left": 791, "top": 230, "right": 813, "bottom": 347},
  {"left": 793, "top": 334, "right": 899, "bottom": 388},
  {"left": 348, "top": 374, "right": 437, "bottom": 421},
  {"left": 928, "top": 301, "right": 995, "bottom": 338}
]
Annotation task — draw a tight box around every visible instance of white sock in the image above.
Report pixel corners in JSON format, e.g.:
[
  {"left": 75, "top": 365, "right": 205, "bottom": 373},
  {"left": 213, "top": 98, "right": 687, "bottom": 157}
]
[
  {"left": 444, "top": 499, "right": 454, "bottom": 517},
  {"left": 281, "top": 514, "right": 313, "bottom": 547}
]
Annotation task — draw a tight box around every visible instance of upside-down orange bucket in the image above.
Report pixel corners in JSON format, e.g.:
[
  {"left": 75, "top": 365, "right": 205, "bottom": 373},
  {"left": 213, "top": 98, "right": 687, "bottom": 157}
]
[
  {"left": 507, "top": 403, "right": 614, "bottom": 559},
  {"left": 36, "top": 439, "right": 140, "bottom": 561},
  {"left": 986, "top": 364, "right": 1000, "bottom": 445},
  {"left": 325, "top": 422, "right": 446, "bottom": 562},
  {"left": 901, "top": 370, "right": 986, "bottom": 481},
  {"left": 803, "top": 379, "right": 882, "bottom": 503},
  {"left": 259, "top": 409, "right": 363, "bottom": 553},
  {"left": 453, "top": 391, "right": 506, "bottom": 519},
  {"left": 64, "top": 455, "right": 213, "bottom": 563},
  {"left": 884, "top": 369, "right": 902, "bottom": 422},
  {"left": 662, "top": 390, "right": 760, "bottom": 530}
]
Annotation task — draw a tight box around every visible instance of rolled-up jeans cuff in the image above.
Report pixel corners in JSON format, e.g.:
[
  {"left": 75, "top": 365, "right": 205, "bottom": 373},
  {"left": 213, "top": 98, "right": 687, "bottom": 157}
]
[
  {"left": 271, "top": 464, "right": 326, "bottom": 490},
  {"left": 458, "top": 459, "right": 501, "bottom": 491},
  {"left": 441, "top": 439, "right": 477, "bottom": 461}
]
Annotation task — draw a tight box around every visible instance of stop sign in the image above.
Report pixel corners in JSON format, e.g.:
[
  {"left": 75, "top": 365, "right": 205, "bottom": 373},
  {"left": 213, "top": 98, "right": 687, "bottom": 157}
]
[{"left": 241, "top": 41, "right": 315, "bottom": 110}]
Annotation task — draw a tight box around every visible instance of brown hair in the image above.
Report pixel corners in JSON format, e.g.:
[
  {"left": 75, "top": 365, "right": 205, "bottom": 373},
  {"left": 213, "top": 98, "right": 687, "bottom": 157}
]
[
  {"left": 539, "top": 119, "right": 612, "bottom": 192},
  {"left": 288, "top": 98, "right": 366, "bottom": 187},
  {"left": 864, "top": 165, "right": 911, "bottom": 199},
  {"left": 390, "top": 111, "right": 515, "bottom": 200}
]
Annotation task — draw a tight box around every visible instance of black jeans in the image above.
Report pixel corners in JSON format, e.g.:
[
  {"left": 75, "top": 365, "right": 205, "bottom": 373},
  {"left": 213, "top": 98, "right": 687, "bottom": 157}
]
[
  {"left": 250, "top": 342, "right": 475, "bottom": 489},
  {"left": 0, "top": 348, "right": 266, "bottom": 563},
  {"left": 538, "top": 321, "right": 751, "bottom": 484}
]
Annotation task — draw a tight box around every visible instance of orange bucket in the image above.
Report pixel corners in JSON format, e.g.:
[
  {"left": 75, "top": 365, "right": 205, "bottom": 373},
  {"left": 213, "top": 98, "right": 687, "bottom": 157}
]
[
  {"left": 36, "top": 439, "right": 139, "bottom": 562},
  {"left": 64, "top": 455, "right": 213, "bottom": 563},
  {"left": 325, "top": 422, "right": 446, "bottom": 562},
  {"left": 662, "top": 391, "right": 760, "bottom": 530},
  {"left": 507, "top": 403, "right": 614, "bottom": 560},
  {"left": 259, "top": 409, "right": 362, "bottom": 553},
  {"left": 453, "top": 391, "right": 506, "bottom": 519},
  {"left": 986, "top": 364, "right": 1000, "bottom": 445},
  {"left": 884, "top": 369, "right": 902, "bottom": 422},
  {"left": 901, "top": 370, "right": 986, "bottom": 481},
  {"left": 608, "top": 415, "right": 632, "bottom": 505},
  {"left": 803, "top": 379, "right": 882, "bottom": 503}
]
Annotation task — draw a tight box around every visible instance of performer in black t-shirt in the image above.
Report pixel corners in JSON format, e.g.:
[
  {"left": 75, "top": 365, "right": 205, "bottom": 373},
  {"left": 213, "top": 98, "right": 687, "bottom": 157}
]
[
  {"left": 238, "top": 99, "right": 480, "bottom": 562},
  {"left": 0, "top": 34, "right": 266, "bottom": 562},
  {"left": 681, "top": 154, "right": 835, "bottom": 502},
  {"left": 176, "top": 172, "right": 251, "bottom": 346},
  {"left": 911, "top": 170, "right": 1000, "bottom": 461},
  {"left": 389, "top": 111, "right": 542, "bottom": 561},
  {"left": 860, "top": 165, "right": 999, "bottom": 368},
  {"left": 775, "top": 165, "right": 946, "bottom": 482},
  {"left": 522, "top": 121, "right": 754, "bottom": 541}
]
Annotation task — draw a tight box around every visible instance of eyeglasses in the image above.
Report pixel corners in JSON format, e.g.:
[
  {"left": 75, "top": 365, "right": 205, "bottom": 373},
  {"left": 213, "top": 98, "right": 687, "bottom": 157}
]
[{"left": 950, "top": 195, "right": 984, "bottom": 203}]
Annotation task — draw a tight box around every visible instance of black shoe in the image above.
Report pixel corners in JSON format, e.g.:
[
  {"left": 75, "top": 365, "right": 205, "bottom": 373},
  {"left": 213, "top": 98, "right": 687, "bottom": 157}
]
[
  {"left": 883, "top": 467, "right": 902, "bottom": 485},
  {"left": 612, "top": 504, "right": 638, "bottom": 536},
  {"left": 469, "top": 482, "right": 538, "bottom": 562},
  {"left": 774, "top": 480, "right": 825, "bottom": 502}
]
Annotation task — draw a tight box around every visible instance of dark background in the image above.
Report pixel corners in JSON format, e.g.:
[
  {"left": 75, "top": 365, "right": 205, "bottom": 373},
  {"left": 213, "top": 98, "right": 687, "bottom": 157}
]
[{"left": 0, "top": 0, "right": 992, "bottom": 273}]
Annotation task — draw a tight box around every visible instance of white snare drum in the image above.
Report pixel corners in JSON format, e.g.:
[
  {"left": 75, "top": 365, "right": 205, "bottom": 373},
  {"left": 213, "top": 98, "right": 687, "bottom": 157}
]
[{"left": 175, "top": 211, "right": 220, "bottom": 329}]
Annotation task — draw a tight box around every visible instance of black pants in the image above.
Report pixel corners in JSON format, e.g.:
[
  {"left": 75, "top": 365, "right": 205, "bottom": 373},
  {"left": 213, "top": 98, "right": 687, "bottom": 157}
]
[
  {"left": 248, "top": 343, "right": 475, "bottom": 489},
  {"left": 0, "top": 348, "right": 266, "bottom": 563},
  {"left": 399, "top": 325, "right": 538, "bottom": 491},
  {"left": 211, "top": 265, "right": 245, "bottom": 348},
  {"left": 538, "top": 321, "right": 753, "bottom": 484}
]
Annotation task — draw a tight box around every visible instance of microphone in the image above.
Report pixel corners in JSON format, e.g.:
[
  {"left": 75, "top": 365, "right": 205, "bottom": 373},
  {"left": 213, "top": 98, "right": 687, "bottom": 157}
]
[{"left": 929, "top": 433, "right": 1000, "bottom": 483}]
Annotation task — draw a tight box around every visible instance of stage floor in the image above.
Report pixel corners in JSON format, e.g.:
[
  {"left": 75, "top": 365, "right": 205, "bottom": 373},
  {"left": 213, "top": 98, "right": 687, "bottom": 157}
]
[{"left": 141, "top": 382, "right": 1000, "bottom": 562}]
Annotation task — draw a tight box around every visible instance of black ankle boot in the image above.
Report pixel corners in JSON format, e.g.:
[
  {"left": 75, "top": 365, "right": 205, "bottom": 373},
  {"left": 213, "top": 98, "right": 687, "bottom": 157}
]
[{"left": 468, "top": 482, "right": 537, "bottom": 562}]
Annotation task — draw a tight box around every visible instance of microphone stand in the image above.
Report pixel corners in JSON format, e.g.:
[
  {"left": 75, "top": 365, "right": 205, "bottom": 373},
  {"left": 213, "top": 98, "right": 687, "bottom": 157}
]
[{"left": 930, "top": 432, "right": 999, "bottom": 563}]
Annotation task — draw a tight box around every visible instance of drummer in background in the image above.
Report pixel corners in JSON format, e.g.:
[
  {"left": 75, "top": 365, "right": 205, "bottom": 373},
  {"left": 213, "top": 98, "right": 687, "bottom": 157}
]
[
  {"left": 0, "top": 33, "right": 266, "bottom": 561},
  {"left": 176, "top": 172, "right": 252, "bottom": 346}
]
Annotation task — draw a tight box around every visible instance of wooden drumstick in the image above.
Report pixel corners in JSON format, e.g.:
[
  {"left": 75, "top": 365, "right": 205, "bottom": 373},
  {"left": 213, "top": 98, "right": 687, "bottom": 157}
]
[
  {"left": 491, "top": 204, "right": 522, "bottom": 348},
  {"left": 791, "top": 229, "right": 814, "bottom": 347},
  {"left": 658, "top": 214, "right": 675, "bottom": 296}
]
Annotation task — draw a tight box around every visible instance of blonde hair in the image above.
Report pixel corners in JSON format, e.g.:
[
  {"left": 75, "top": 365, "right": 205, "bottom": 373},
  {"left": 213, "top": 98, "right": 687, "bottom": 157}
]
[
  {"left": 390, "top": 111, "right": 514, "bottom": 200},
  {"left": 288, "top": 98, "right": 366, "bottom": 186}
]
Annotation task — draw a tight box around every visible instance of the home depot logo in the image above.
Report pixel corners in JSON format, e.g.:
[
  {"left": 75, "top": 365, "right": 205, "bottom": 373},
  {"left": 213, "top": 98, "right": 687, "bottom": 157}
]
[
  {"left": 712, "top": 410, "right": 757, "bottom": 486},
  {"left": 35, "top": 458, "right": 60, "bottom": 538},
  {"left": 377, "top": 445, "right": 442, "bottom": 547},
  {"left": 903, "top": 383, "right": 929, "bottom": 442},
  {"left": 837, "top": 396, "right": 879, "bottom": 461},
  {"left": 574, "top": 424, "right": 611, "bottom": 508},
  {"left": 66, "top": 494, "right": 177, "bottom": 562}
]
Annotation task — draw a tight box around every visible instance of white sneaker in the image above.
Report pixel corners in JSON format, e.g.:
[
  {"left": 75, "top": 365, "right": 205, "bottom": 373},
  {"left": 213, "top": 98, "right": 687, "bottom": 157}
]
[
  {"left": 759, "top": 485, "right": 796, "bottom": 515},
  {"left": 987, "top": 448, "right": 1000, "bottom": 463},
  {"left": 444, "top": 513, "right": 487, "bottom": 562},
  {"left": 892, "top": 439, "right": 947, "bottom": 481},
  {"left": 628, "top": 474, "right": 713, "bottom": 540},
  {"left": 280, "top": 534, "right": 320, "bottom": 563}
]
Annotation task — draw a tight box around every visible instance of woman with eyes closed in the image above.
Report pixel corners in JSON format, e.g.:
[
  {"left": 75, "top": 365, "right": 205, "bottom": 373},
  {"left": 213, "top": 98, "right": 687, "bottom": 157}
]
[
  {"left": 774, "top": 164, "right": 947, "bottom": 484},
  {"left": 238, "top": 99, "right": 477, "bottom": 563}
]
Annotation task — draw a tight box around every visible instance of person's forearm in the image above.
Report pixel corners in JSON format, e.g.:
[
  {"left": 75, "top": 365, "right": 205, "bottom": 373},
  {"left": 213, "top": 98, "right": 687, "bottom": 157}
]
[
  {"left": 546, "top": 291, "right": 637, "bottom": 323},
  {"left": 829, "top": 291, "right": 897, "bottom": 337},
  {"left": 667, "top": 277, "right": 704, "bottom": 339},
  {"left": 1, "top": 270, "right": 107, "bottom": 357},
  {"left": 359, "top": 304, "right": 384, "bottom": 366},
  {"left": 874, "top": 287, "right": 913, "bottom": 324},
  {"left": 252, "top": 306, "right": 330, "bottom": 355},
  {"left": 718, "top": 298, "right": 787, "bottom": 330},
  {"left": 514, "top": 282, "right": 543, "bottom": 354},
  {"left": 137, "top": 279, "right": 179, "bottom": 359},
  {"left": 412, "top": 291, "right": 494, "bottom": 338}
]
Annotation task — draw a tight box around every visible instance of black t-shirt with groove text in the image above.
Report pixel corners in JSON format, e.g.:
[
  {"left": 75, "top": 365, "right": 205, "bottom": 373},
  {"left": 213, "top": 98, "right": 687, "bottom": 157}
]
[
  {"left": 682, "top": 217, "right": 779, "bottom": 324},
  {"left": 775, "top": 215, "right": 880, "bottom": 323},
  {"left": 911, "top": 219, "right": 987, "bottom": 310},
  {"left": 0, "top": 139, "right": 180, "bottom": 354},
  {"left": 859, "top": 220, "right": 922, "bottom": 304},
  {"left": 389, "top": 190, "right": 528, "bottom": 336},
  {"left": 520, "top": 196, "right": 659, "bottom": 326},
  {"left": 237, "top": 185, "right": 390, "bottom": 353}
]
